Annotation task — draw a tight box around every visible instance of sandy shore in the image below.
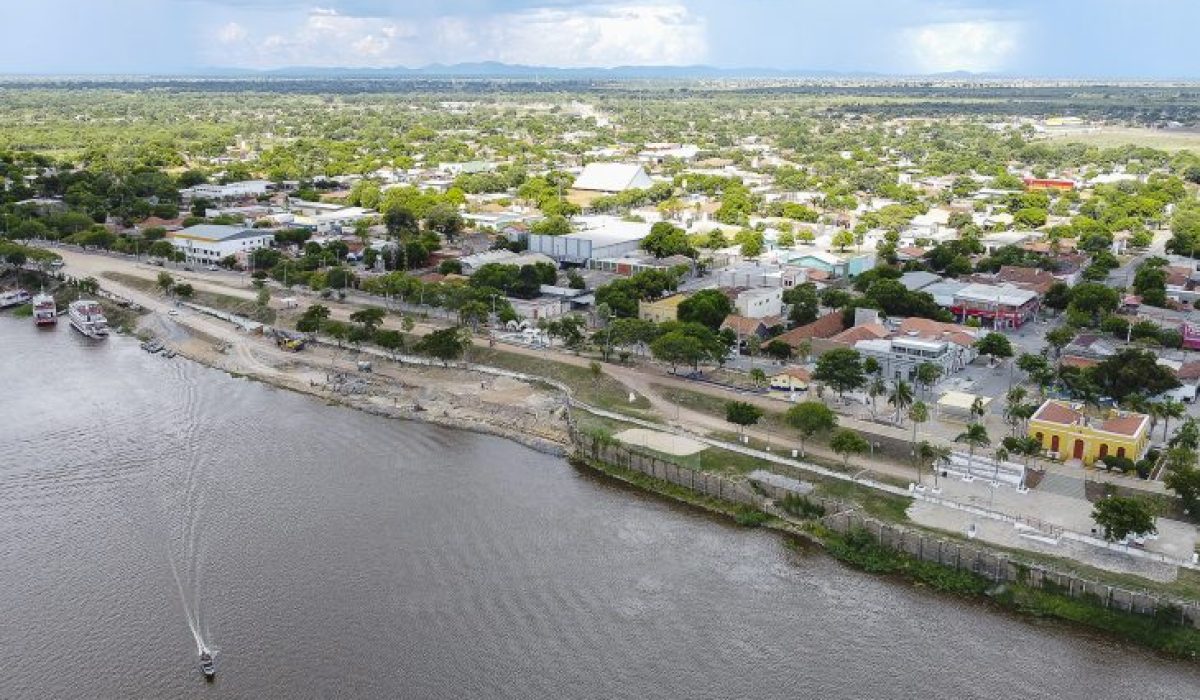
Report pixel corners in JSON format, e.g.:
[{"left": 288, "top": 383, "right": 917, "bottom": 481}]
[{"left": 140, "top": 314, "right": 574, "bottom": 456}]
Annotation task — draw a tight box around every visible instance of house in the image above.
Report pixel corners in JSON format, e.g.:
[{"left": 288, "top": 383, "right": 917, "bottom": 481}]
[
  {"left": 769, "top": 367, "right": 811, "bottom": 393},
  {"left": 1161, "top": 360, "right": 1200, "bottom": 403},
  {"left": 713, "top": 263, "right": 809, "bottom": 290},
  {"left": 638, "top": 295, "right": 686, "bottom": 324},
  {"left": 1023, "top": 177, "right": 1077, "bottom": 192},
  {"left": 1028, "top": 400, "right": 1150, "bottom": 465},
  {"left": 571, "top": 163, "right": 653, "bottom": 194},
  {"left": 774, "top": 313, "right": 845, "bottom": 352},
  {"left": 720, "top": 314, "right": 778, "bottom": 341},
  {"left": 1064, "top": 333, "right": 1118, "bottom": 359},
  {"left": 898, "top": 271, "right": 941, "bottom": 291},
  {"left": 166, "top": 224, "right": 274, "bottom": 266},
  {"left": 735, "top": 287, "right": 783, "bottom": 319}
]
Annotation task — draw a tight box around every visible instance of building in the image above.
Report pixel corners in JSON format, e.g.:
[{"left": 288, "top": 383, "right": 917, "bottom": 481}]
[
  {"left": 735, "top": 287, "right": 783, "bottom": 319},
  {"left": 849, "top": 318, "right": 981, "bottom": 382},
  {"left": 1023, "top": 177, "right": 1077, "bottom": 192},
  {"left": 768, "top": 367, "right": 811, "bottom": 393},
  {"left": 947, "top": 283, "right": 1040, "bottom": 328},
  {"left": 1028, "top": 400, "right": 1150, "bottom": 465},
  {"left": 898, "top": 271, "right": 942, "bottom": 291},
  {"left": 181, "top": 180, "right": 272, "bottom": 201},
  {"left": 720, "top": 314, "right": 779, "bottom": 341},
  {"left": 638, "top": 295, "right": 686, "bottom": 323},
  {"left": 713, "top": 263, "right": 808, "bottom": 290},
  {"left": 528, "top": 217, "right": 650, "bottom": 264},
  {"left": 783, "top": 248, "right": 875, "bottom": 278},
  {"left": 458, "top": 249, "right": 556, "bottom": 275},
  {"left": 571, "top": 163, "right": 653, "bottom": 193},
  {"left": 166, "top": 224, "right": 274, "bottom": 266},
  {"left": 773, "top": 313, "right": 846, "bottom": 352}
]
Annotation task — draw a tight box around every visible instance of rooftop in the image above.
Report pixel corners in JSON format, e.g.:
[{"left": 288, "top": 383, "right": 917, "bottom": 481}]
[{"left": 168, "top": 224, "right": 262, "bottom": 243}]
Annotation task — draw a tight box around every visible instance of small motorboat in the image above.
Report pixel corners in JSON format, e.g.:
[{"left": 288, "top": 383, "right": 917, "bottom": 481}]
[{"left": 199, "top": 650, "right": 215, "bottom": 679}]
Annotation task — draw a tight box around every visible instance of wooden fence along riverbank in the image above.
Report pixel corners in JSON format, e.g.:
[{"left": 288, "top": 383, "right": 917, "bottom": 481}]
[{"left": 572, "top": 433, "right": 1200, "bottom": 631}]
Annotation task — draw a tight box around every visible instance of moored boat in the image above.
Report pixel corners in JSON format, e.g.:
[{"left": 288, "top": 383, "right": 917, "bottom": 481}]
[
  {"left": 32, "top": 293, "right": 57, "bottom": 326},
  {"left": 0, "top": 289, "right": 32, "bottom": 308},
  {"left": 68, "top": 300, "right": 108, "bottom": 338}
]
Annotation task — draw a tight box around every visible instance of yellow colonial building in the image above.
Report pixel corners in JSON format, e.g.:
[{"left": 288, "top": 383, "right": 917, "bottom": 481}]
[{"left": 1027, "top": 399, "right": 1150, "bottom": 466}]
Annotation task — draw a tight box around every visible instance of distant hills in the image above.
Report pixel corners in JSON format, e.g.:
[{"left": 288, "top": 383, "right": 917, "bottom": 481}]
[{"left": 188, "top": 62, "right": 906, "bottom": 80}]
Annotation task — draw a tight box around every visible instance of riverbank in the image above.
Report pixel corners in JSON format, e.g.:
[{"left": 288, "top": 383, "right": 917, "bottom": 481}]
[{"left": 573, "top": 441, "right": 1200, "bottom": 661}]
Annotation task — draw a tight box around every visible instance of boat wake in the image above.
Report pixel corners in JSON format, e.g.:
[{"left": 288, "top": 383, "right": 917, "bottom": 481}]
[{"left": 168, "top": 555, "right": 207, "bottom": 654}]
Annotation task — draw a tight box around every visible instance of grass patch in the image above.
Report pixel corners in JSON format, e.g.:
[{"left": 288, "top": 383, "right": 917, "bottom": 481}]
[
  {"left": 573, "top": 455, "right": 749, "bottom": 521},
  {"left": 814, "top": 479, "right": 912, "bottom": 522},
  {"left": 824, "top": 527, "right": 991, "bottom": 595},
  {"left": 9, "top": 303, "right": 32, "bottom": 318},
  {"left": 471, "top": 346, "right": 653, "bottom": 416}
]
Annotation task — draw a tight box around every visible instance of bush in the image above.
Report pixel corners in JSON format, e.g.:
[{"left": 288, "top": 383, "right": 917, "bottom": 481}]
[
  {"left": 1099, "top": 454, "right": 1135, "bottom": 473},
  {"left": 733, "top": 506, "right": 770, "bottom": 527},
  {"left": 1135, "top": 459, "right": 1153, "bottom": 480},
  {"left": 779, "top": 493, "right": 826, "bottom": 519}
]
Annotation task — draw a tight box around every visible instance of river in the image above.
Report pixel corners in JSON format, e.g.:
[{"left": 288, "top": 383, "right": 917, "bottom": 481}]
[{"left": 2, "top": 314, "right": 1199, "bottom": 699}]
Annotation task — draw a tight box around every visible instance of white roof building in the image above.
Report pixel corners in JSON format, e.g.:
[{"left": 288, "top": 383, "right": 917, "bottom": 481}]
[{"left": 572, "top": 163, "right": 653, "bottom": 193}]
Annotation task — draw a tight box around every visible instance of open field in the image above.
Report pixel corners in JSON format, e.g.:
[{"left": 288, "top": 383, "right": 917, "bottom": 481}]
[{"left": 1044, "top": 126, "right": 1200, "bottom": 153}]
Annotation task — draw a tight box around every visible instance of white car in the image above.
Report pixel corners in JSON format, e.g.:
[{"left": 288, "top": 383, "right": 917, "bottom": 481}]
[
  {"left": 167, "top": 309, "right": 180, "bottom": 316},
  {"left": 206, "top": 264, "right": 219, "bottom": 271}
]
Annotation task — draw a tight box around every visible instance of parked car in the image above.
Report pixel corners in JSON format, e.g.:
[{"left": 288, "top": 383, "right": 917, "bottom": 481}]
[{"left": 206, "top": 264, "right": 219, "bottom": 271}]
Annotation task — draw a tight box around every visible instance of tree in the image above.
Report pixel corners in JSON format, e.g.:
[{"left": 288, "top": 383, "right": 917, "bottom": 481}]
[
  {"left": 812, "top": 348, "right": 865, "bottom": 402},
  {"left": 916, "top": 440, "right": 951, "bottom": 489},
  {"left": 975, "top": 332, "right": 1014, "bottom": 365},
  {"left": 424, "top": 203, "right": 463, "bottom": 241},
  {"left": 296, "top": 304, "right": 330, "bottom": 333},
  {"left": 1089, "top": 348, "right": 1180, "bottom": 403},
  {"left": 830, "top": 429, "right": 869, "bottom": 468},
  {"left": 908, "top": 401, "right": 929, "bottom": 482},
  {"left": 784, "top": 401, "right": 837, "bottom": 458},
  {"left": 1157, "top": 398, "right": 1186, "bottom": 442},
  {"left": 749, "top": 367, "right": 767, "bottom": 388},
  {"left": 1067, "top": 283, "right": 1120, "bottom": 325},
  {"left": 349, "top": 307, "right": 386, "bottom": 333},
  {"left": 374, "top": 329, "right": 405, "bottom": 361},
  {"left": 915, "top": 362, "right": 943, "bottom": 399},
  {"left": 677, "top": 289, "right": 733, "bottom": 330},
  {"left": 725, "top": 401, "right": 764, "bottom": 436},
  {"left": 172, "top": 283, "right": 193, "bottom": 299},
  {"left": 866, "top": 377, "right": 887, "bottom": 420},
  {"left": 156, "top": 271, "right": 174, "bottom": 293},
  {"left": 889, "top": 380, "right": 914, "bottom": 425},
  {"left": 1044, "top": 326, "right": 1075, "bottom": 357},
  {"left": 1092, "top": 496, "right": 1157, "bottom": 542},
  {"left": 954, "top": 423, "right": 991, "bottom": 478},
  {"left": 415, "top": 326, "right": 469, "bottom": 364},
  {"left": 1164, "top": 451, "right": 1200, "bottom": 514},
  {"left": 764, "top": 339, "right": 793, "bottom": 362},
  {"left": 642, "top": 221, "right": 693, "bottom": 258},
  {"left": 651, "top": 331, "right": 707, "bottom": 372},
  {"left": 832, "top": 229, "right": 854, "bottom": 252}
]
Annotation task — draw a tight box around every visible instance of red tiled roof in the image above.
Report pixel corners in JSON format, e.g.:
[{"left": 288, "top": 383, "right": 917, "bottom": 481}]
[
  {"left": 1175, "top": 361, "right": 1200, "bottom": 381},
  {"left": 829, "top": 323, "right": 889, "bottom": 345},
  {"left": 773, "top": 366, "right": 811, "bottom": 381},
  {"left": 720, "top": 314, "right": 767, "bottom": 336},
  {"left": 775, "top": 313, "right": 845, "bottom": 347},
  {"left": 1060, "top": 355, "right": 1099, "bottom": 370},
  {"left": 1032, "top": 400, "right": 1082, "bottom": 426},
  {"left": 1101, "top": 415, "right": 1146, "bottom": 436}
]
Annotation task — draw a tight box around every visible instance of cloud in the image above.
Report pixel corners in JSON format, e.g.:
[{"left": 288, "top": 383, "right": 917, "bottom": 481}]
[
  {"left": 216, "top": 21, "right": 246, "bottom": 44},
  {"left": 202, "top": 2, "right": 706, "bottom": 68},
  {"left": 902, "top": 20, "right": 1022, "bottom": 74}
]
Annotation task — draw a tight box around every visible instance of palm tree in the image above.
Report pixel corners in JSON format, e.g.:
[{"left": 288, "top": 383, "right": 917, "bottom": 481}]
[
  {"left": 916, "top": 362, "right": 943, "bottom": 399},
  {"left": 908, "top": 401, "right": 929, "bottom": 482},
  {"left": 1004, "top": 386, "right": 1027, "bottom": 436},
  {"left": 969, "top": 396, "right": 987, "bottom": 423},
  {"left": 917, "top": 440, "right": 951, "bottom": 490},
  {"left": 867, "top": 377, "right": 887, "bottom": 419},
  {"left": 1158, "top": 398, "right": 1185, "bottom": 442},
  {"left": 889, "top": 380, "right": 914, "bottom": 425},
  {"left": 955, "top": 423, "right": 991, "bottom": 479}
]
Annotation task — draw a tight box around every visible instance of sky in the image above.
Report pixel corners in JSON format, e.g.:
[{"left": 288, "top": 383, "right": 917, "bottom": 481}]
[{"left": 0, "top": 0, "right": 1197, "bottom": 78}]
